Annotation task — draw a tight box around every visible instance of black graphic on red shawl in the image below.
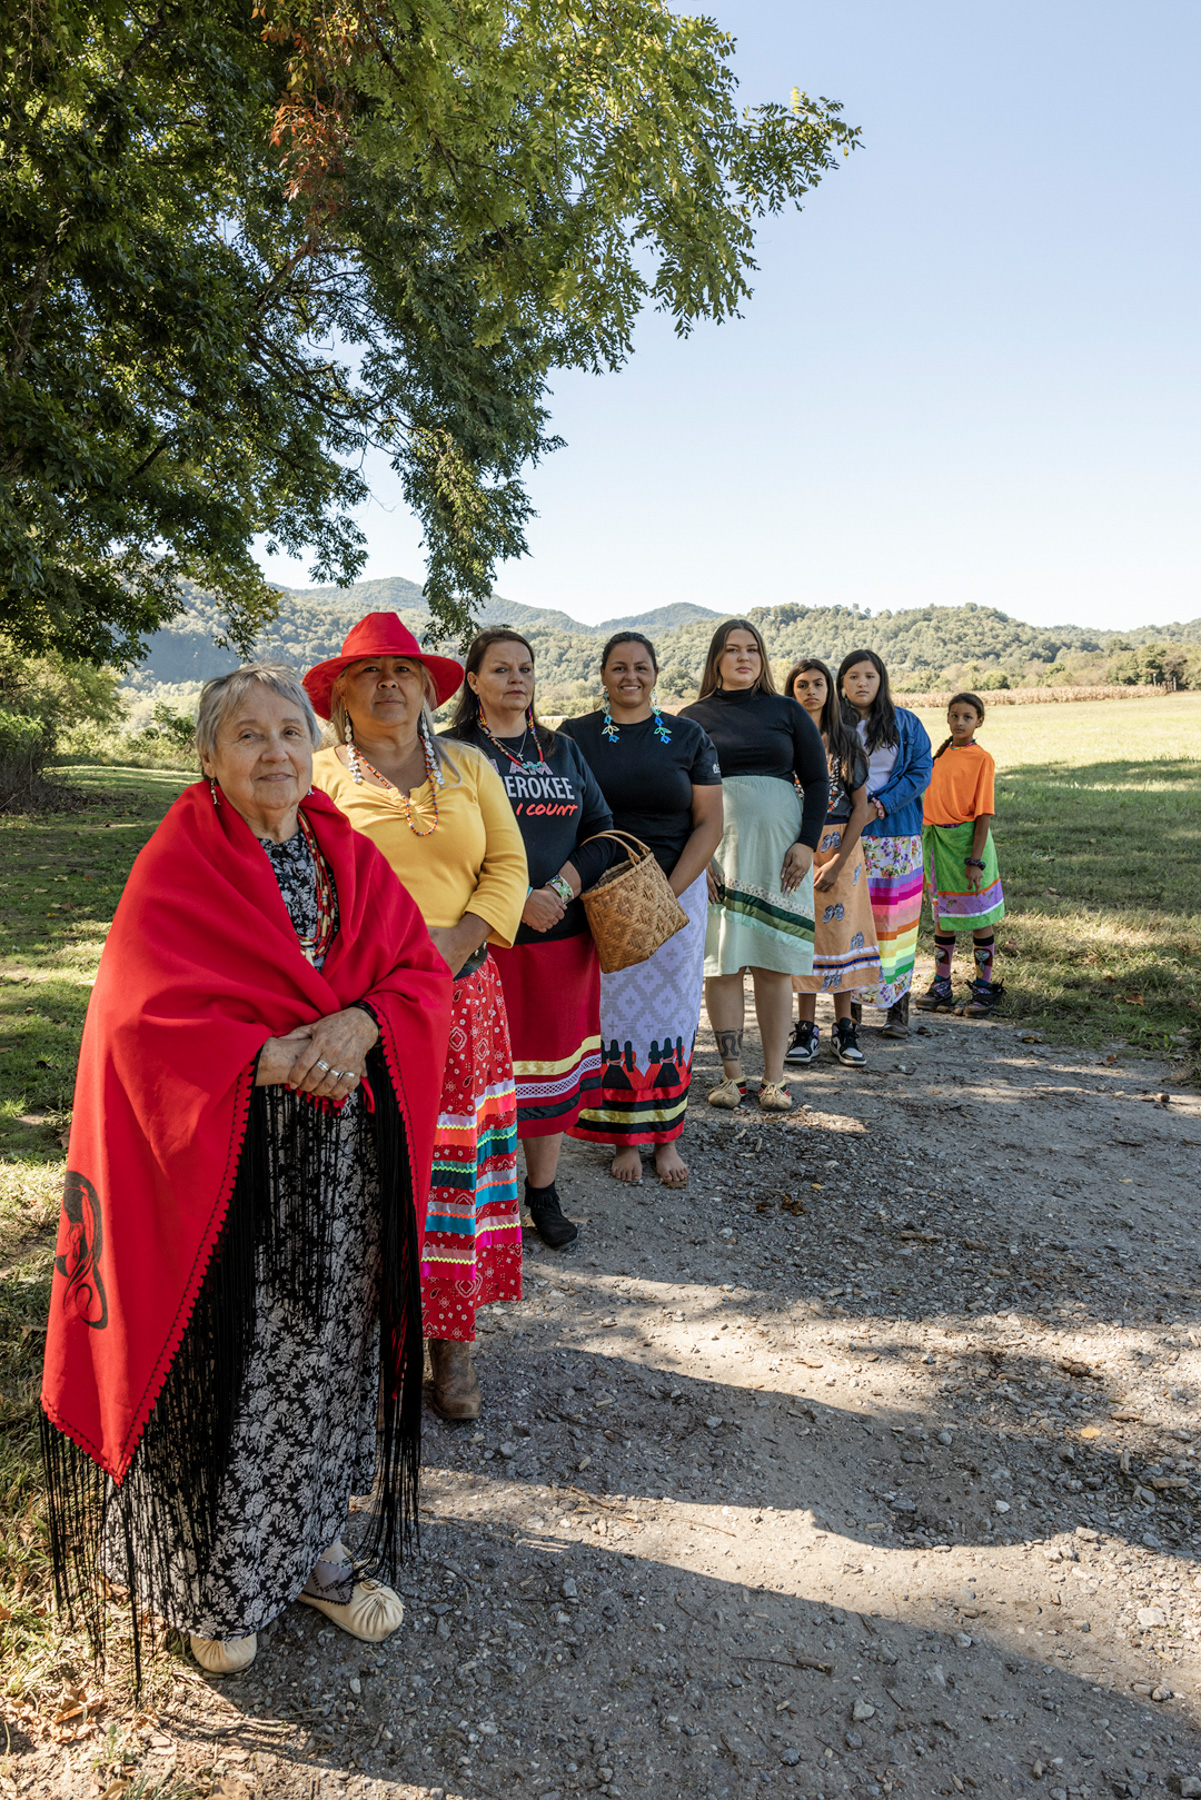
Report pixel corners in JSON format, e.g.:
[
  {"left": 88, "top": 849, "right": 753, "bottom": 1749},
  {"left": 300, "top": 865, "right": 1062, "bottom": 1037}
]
[{"left": 55, "top": 1172, "right": 108, "bottom": 1330}]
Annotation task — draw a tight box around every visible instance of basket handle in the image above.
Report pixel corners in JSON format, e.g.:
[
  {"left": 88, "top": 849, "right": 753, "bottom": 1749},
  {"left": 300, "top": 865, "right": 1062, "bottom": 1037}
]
[{"left": 578, "top": 829, "right": 652, "bottom": 863}]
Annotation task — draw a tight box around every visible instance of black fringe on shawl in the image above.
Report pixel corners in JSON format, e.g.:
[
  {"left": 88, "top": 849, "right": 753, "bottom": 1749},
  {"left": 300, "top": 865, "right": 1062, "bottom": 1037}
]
[
  {"left": 42, "top": 1050, "right": 422, "bottom": 1677},
  {"left": 357, "top": 1042, "right": 424, "bottom": 1583}
]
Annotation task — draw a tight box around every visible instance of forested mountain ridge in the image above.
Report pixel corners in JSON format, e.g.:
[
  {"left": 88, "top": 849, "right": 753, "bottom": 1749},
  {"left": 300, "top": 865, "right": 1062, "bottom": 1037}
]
[{"left": 135, "top": 579, "right": 1201, "bottom": 703}]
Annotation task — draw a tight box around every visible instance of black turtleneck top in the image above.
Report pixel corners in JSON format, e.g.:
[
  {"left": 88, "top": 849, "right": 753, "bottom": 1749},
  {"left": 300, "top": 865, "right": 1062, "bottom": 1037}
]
[{"left": 679, "top": 688, "right": 828, "bottom": 850}]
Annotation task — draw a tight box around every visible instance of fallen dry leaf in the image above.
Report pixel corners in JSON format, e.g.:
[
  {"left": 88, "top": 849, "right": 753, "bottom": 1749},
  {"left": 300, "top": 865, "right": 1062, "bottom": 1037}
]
[{"left": 1124, "top": 991, "right": 1145, "bottom": 1005}]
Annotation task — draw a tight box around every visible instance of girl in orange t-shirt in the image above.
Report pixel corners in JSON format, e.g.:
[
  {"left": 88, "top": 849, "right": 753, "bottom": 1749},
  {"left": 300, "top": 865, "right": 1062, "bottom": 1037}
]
[{"left": 918, "top": 692, "right": 1006, "bottom": 1018}]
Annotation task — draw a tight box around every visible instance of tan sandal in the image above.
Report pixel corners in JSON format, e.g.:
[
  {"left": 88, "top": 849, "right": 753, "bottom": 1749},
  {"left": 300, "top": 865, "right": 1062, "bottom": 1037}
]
[
  {"left": 190, "top": 1632, "right": 257, "bottom": 1675},
  {"left": 297, "top": 1541, "right": 405, "bottom": 1642},
  {"left": 758, "top": 1081, "right": 793, "bottom": 1113},
  {"left": 707, "top": 1078, "right": 747, "bottom": 1110}
]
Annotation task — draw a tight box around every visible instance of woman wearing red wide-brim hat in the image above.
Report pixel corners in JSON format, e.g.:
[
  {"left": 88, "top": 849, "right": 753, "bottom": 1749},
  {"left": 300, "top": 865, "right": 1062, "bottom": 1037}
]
[{"left": 306, "top": 615, "right": 529, "bottom": 1421}]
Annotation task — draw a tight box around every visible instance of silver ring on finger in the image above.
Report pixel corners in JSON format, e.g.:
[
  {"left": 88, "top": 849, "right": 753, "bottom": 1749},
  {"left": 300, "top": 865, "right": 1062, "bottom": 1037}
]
[
  {"left": 316, "top": 1059, "right": 332, "bottom": 1073},
  {"left": 329, "top": 1068, "right": 343, "bottom": 1080}
]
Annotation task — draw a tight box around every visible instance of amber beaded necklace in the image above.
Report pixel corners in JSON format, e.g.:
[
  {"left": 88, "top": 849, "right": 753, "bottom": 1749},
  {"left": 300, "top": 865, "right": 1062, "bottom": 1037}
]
[{"left": 346, "top": 721, "right": 441, "bottom": 837}]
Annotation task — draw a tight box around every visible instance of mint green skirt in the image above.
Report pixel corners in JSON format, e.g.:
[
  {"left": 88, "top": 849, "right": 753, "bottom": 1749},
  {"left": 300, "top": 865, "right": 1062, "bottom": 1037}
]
[{"left": 705, "top": 776, "right": 815, "bottom": 977}]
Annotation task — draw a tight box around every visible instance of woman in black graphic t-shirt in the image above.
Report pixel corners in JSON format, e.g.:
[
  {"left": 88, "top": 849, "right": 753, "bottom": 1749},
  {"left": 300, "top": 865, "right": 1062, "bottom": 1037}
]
[{"left": 444, "top": 628, "right": 614, "bottom": 1250}]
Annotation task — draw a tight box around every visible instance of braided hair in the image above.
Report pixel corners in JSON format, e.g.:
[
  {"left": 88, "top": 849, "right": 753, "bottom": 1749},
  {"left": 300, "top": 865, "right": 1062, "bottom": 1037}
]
[{"left": 933, "top": 691, "right": 986, "bottom": 760}]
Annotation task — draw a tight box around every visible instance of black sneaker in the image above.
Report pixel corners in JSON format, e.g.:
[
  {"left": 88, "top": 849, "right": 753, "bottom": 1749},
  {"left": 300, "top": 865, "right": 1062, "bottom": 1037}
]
[
  {"left": 964, "top": 979, "right": 1004, "bottom": 1019},
  {"left": 784, "top": 1021, "right": 820, "bottom": 1065},
  {"left": 525, "top": 1181, "right": 579, "bottom": 1249},
  {"left": 915, "top": 978, "right": 955, "bottom": 1012},
  {"left": 832, "top": 1019, "right": 866, "bottom": 1066}
]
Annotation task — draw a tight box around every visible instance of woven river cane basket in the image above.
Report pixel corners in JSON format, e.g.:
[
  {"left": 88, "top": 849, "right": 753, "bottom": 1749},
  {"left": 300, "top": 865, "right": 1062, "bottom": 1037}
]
[{"left": 577, "top": 830, "right": 689, "bottom": 974}]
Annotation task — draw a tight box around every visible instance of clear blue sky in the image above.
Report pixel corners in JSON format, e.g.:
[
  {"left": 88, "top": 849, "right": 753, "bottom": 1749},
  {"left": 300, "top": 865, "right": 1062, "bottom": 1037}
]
[{"left": 258, "top": 1, "right": 1201, "bottom": 632}]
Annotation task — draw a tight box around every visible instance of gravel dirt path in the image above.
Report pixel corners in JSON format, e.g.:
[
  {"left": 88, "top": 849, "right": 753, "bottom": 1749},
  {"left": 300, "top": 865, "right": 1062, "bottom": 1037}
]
[{"left": 15, "top": 988, "right": 1201, "bottom": 1800}]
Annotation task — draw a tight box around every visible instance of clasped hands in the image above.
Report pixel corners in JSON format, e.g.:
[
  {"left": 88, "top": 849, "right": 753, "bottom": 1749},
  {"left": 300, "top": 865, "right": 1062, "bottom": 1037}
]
[
  {"left": 256, "top": 1006, "right": 379, "bottom": 1103},
  {"left": 522, "top": 886, "right": 567, "bottom": 933}
]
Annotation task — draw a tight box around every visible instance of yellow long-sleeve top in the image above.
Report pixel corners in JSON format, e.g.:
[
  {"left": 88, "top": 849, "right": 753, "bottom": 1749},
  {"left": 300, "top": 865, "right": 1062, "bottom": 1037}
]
[{"left": 312, "top": 742, "right": 528, "bottom": 944}]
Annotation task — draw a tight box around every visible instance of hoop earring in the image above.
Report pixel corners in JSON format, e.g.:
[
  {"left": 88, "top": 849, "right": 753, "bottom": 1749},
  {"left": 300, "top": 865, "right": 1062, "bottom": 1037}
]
[
  {"left": 209, "top": 777, "right": 221, "bottom": 808},
  {"left": 651, "top": 688, "right": 672, "bottom": 746}
]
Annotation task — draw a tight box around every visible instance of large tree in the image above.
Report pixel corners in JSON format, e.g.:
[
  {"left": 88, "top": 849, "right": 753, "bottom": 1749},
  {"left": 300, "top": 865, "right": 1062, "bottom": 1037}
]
[{"left": 0, "top": 0, "right": 858, "bottom": 662}]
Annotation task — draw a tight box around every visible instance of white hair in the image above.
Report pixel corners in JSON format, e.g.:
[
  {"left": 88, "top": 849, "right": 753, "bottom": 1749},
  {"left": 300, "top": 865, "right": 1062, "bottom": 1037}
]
[{"left": 195, "top": 663, "right": 322, "bottom": 761}]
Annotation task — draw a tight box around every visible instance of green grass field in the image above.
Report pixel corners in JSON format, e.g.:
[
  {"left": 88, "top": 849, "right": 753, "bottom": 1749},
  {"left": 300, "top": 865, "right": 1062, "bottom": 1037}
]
[
  {"left": 910, "top": 692, "right": 1201, "bottom": 1063},
  {"left": 1, "top": 765, "right": 194, "bottom": 1713},
  {"left": 0, "top": 701, "right": 1198, "bottom": 1709}
]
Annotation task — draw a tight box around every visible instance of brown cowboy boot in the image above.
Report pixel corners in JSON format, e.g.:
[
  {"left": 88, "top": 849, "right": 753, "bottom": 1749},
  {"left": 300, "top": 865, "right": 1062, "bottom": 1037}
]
[{"left": 429, "top": 1338, "right": 481, "bottom": 1420}]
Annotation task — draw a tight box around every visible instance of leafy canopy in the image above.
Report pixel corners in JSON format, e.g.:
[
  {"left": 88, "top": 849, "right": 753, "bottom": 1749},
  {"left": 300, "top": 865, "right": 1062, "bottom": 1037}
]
[{"left": 1, "top": 0, "right": 858, "bottom": 664}]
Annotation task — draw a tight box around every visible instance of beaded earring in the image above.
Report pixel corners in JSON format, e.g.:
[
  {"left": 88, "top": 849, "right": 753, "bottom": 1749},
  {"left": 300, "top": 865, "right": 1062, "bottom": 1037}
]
[
  {"left": 209, "top": 777, "right": 221, "bottom": 807},
  {"left": 345, "top": 713, "right": 364, "bottom": 784},
  {"left": 601, "top": 689, "right": 619, "bottom": 743},
  {"left": 419, "top": 713, "right": 445, "bottom": 789},
  {"left": 651, "top": 688, "right": 672, "bottom": 746}
]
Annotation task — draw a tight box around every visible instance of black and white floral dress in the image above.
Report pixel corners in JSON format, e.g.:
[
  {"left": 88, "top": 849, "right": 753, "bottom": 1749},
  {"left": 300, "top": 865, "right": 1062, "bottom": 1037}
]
[{"left": 107, "top": 830, "right": 382, "bottom": 1639}]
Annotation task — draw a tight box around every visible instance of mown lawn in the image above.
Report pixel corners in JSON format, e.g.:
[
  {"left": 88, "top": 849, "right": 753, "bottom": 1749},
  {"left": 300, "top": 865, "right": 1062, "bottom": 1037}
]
[
  {"left": 911, "top": 691, "right": 1201, "bottom": 1066},
  {"left": 1, "top": 764, "right": 194, "bottom": 1718}
]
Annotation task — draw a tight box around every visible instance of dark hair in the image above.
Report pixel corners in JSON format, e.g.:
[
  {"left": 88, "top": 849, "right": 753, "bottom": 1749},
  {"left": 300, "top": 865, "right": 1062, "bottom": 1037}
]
[
  {"left": 933, "top": 690, "right": 986, "bottom": 760},
  {"left": 600, "top": 632, "right": 659, "bottom": 674},
  {"left": 837, "top": 647, "right": 898, "bottom": 752},
  {"left": 697, "top": 618, "right": 776, "bottom": 701},
  {"left": 785, "top": 658, "right": 860, "bottom": 791},
  {"left": 446, "top": 626, "right": 555, "bottom": 746}
]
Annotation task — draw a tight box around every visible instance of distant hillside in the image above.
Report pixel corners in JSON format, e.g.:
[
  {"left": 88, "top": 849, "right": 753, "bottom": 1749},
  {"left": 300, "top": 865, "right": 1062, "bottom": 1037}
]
[
  {"left": 137, "top": 581, "right": 724, "bottom": 683},
  {"left": 135, "top": 579, "right": 1201, "bottom": 703}
]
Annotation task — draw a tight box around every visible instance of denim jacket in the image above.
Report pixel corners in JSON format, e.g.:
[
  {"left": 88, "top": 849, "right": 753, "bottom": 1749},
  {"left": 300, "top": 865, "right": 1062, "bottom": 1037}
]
[{"left": 860, "top": 707, "right": 933, "bottom": 841}]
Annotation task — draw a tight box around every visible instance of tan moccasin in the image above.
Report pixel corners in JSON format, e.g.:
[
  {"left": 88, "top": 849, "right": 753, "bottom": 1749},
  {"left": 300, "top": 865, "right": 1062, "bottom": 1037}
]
[{"left": 190, "top": 1632, "right": 257, "bottom": 1675}]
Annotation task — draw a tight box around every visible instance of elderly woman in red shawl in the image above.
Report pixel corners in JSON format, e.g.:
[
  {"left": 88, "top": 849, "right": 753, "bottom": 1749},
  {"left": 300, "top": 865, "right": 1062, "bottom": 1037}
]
[{"left": 40, "top": 664, "right": 451, "bottom": 1678}]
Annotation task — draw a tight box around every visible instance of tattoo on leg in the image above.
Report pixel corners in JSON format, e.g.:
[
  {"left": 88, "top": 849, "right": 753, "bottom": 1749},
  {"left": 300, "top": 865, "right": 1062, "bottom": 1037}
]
[{"left": 716, "top": 1029, "right": 743, "bottom": 1062}]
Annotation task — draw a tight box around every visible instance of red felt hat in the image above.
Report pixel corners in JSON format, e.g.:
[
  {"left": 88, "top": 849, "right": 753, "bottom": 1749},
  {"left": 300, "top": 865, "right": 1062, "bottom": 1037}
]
[{"left": 302, "top": 612, "right": 464, "bottom": 718}]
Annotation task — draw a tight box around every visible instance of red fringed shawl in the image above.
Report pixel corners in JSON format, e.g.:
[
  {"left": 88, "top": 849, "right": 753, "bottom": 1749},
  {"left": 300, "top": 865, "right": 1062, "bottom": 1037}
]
[{"left": 41, "top": 783, "right": 451, "bottom": 1485}]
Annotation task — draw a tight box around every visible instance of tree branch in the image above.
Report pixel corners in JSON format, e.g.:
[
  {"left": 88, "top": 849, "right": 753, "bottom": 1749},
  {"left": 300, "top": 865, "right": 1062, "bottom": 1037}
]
[{"left": 6, "top": 254, "right": 50, "bottom": 380}]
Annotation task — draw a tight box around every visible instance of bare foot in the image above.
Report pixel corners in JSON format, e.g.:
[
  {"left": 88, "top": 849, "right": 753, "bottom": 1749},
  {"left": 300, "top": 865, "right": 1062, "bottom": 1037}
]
[
  {"left": 654, "top": 1142, "right": 689, "bottom": 1188},
  {"left": 609, "top": 1147, "right": 643, "bottom": 1184}
]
